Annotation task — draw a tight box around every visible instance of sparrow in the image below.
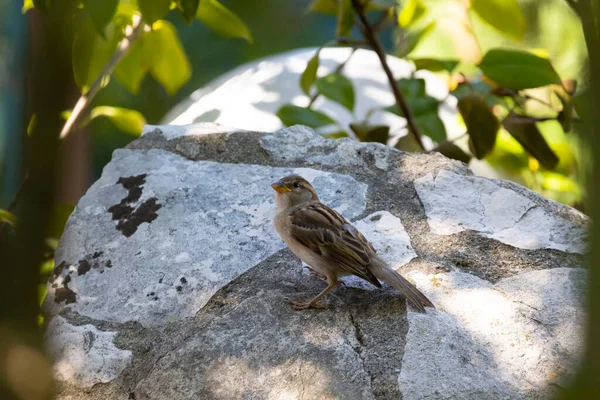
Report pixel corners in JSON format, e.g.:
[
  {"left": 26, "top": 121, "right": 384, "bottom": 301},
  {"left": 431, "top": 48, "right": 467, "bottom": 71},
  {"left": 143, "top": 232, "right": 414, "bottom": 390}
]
[{"left": 271, "top": 174, "right": 435, "bottom": 312}]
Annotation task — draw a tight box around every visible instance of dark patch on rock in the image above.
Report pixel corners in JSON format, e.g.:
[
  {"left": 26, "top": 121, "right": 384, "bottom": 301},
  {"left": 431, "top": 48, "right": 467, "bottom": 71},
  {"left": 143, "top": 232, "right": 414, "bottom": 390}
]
[
  {"left": 180, "top": 277, "right": 187, "bottom": 284},
  {"left": 55, "top": 283, "right": 76, "bottom": 304},
  {"left": 49, "top": 261, "right": 68, "bottom": 284},
  {"left": 176, "top": 286, "right": 183, "bottom": 292},
  {"left": 92, "top": 251, "right": 103, "bottom": 259},
  {"left": 115, "top": 198, "right": 162, "bottom": 237},
  {"left": 106, "top": 260, "right": 112, "bottom": 268},
  {"left": 77, "top": 260, "right": 92, "bottom": 276},
  {"left": 108, "top": 174, "right": 162, "bottom": 237}
]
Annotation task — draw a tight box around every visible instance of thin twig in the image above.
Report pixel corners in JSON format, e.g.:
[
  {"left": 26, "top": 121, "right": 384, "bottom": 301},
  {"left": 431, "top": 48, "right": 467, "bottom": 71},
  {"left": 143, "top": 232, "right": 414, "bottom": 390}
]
[
  {"left": 59, "top": 15, "right": 145, "bottom": 140},
  {"left": 350, "top": 0, "right": 426, "bottom": 150},
  {"left": 372, "top": 10, "right": 391, "bottom": 32}
]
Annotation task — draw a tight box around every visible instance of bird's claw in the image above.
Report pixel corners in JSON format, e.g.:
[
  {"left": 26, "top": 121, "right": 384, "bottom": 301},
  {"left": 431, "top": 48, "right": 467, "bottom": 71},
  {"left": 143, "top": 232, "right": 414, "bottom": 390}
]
[{"left": 289, "top": 299, "right": 328, "bottom": 311}]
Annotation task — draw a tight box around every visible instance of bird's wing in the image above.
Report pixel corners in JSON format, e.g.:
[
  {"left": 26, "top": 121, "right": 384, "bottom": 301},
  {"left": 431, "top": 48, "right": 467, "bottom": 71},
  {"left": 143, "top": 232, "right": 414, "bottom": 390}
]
[{"left": 288, "top": 202, "right": 381, "bottom": 287}]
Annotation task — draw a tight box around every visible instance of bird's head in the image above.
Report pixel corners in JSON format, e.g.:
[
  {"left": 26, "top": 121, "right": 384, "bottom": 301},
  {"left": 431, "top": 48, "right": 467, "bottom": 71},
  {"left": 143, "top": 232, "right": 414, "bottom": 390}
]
[{"left": 271, "top": 174, "right": 319, "bottom": 207}]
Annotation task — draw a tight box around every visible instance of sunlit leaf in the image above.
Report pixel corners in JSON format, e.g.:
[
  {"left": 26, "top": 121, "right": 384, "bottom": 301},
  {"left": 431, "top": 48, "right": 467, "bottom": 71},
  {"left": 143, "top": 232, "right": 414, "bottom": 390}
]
[
  {"left": 0, "top": 209, "right": 17, "bottom": 226},
  {"left": 412, "top": 58, "right": 459, "bottom": 73},
  {"left": 90, "top": 106, "right": 146, "bottom": 136},
  {"left": 399, "top": 0, "right": 426, "bottom": 27},
  {"left": 307, "top": 0, "right": 338, "bottom": 15},
  {"left": 196, "top": 0, "right": 253, "bottom": 42},
  {"left": 479, "top": 48, "right": 561, "bottom": 90},
  {"left": 277, "top": 104, "right": 335, "bottom": 128},
  {"left": 337, "top": 0, "right": 355, "bottom": 37},
  {"left": 503, "top": 113, "right": 559, "bottom": 169},
  {"left": 138, "top": 0, "right": 171, "bottom": 24},
  {"left": 396, "top": 22, "right": 435, "bottom": 58},
  {"left": 145, "top": 20, "right": 192, "bottom": 94},
  {"left": 177, "top": 0, "right": 200, "bottom": 24},
  {"left": 458, "top": 95, "right": 500, "bottom": 159},
  {"left": 301, "top": 52, "right": 320, "bottom": 95},
  {"left": 324, "top": 131, "right": 349, "bottom": 139},
  {"left": 83, "top": 0, "right": 119, "bottom": 38},
  {"left": 350, "top": 123, "right": 390, "bottom": 144},
  {"left": 115, "top": 39, "right": 150, "bottom": 94},
  {"left": 470, "top": 0, "right": 526, "bottom": 41},
  {"left": 22, "top": 0, "right": 34, "bottom": 13},
  {"left": 40, "top": 259, "right": 55, "bottom": 276},
  {"left": 72, "top": 17, "right": 122, "bottom": 90},
  {"left": 316, "top": 72, "right": 355, "bottom": 111},
  {"left": 433, "top": 140, "right": 472, "bottom": 164},
  {"left": 27, "top": 114, "right": 36, "bottom": 137}
]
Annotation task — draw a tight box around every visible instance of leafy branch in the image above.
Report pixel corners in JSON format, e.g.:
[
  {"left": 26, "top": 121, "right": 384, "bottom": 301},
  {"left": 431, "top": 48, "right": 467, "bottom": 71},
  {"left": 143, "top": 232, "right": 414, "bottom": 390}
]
[
  {"left": 60, "top": 15, "right": 145, "bottom": 140},
  {"left": 351, "top": 0, "right": 425, "bottom": 150}
]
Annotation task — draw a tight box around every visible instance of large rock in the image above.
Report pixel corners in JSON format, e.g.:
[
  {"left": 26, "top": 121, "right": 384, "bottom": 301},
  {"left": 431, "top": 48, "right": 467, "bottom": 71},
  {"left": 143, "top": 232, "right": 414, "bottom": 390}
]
[{"left": 43, "top": 124, "right": 588, "bottom": 399}]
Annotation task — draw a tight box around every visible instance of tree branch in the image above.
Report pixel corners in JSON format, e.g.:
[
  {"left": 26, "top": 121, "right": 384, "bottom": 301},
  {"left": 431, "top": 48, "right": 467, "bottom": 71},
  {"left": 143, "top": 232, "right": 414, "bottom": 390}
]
[
  {"left": 59, "top": 15, "right": 145, "bottom": 140},
  {"left": 350, "top": 0, "right": 426, "bottom": 150}
]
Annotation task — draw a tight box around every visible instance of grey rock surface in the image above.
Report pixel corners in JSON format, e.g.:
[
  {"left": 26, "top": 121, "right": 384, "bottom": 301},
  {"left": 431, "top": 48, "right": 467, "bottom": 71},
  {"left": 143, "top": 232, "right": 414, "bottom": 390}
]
[{"left": 44, "top": 124, "right": 588, "bottom": 399}]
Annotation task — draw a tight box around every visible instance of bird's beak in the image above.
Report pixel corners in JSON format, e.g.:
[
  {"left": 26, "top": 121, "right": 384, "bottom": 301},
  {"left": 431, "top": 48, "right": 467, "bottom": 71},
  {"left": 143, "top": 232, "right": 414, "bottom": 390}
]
[{"left": 271, "top": 180, "right": 291, "bottom": 193}]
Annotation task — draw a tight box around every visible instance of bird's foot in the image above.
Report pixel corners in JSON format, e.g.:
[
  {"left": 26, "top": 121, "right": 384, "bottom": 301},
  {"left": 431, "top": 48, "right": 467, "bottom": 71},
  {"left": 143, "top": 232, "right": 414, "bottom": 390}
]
[
  {"left": 289, "top": 299, "right": 328, "bottom": 311},
  {"left": 305, "top": 266, "right": 327, "bottom": 280}
]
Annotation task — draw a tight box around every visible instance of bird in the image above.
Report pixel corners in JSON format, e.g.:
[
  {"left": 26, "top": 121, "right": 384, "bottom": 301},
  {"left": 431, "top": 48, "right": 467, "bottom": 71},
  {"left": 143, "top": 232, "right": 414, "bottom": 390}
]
[{"left": 271, "top": 174, "right": 435, "bottom": 312}]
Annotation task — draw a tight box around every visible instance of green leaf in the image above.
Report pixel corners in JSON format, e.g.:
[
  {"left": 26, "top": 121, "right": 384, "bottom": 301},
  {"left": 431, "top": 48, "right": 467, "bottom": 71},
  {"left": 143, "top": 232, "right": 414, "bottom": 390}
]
[
  {"left": 22, "top": 0, "right": 34, "bottom": 13},
  {"left": 458, "top": 95, "right": 500, "bottom": 159},
  {"left": 138, "top": 0, "right": 171, "bottom": 24},
  {"left": 114, "top": 40, "right": 150, "bottom": 94},
  {"left": 502, "top": 113, "right": 559, "bottom": 169},
  {"left": 277, "top": 105, "right": 335, "bottom": 128},
  {"left": 144, "top": 20, "right": 192, "bottom": 94},
  {"left": 177, "top": 0, "right": 200, "bottom": 24},
  {"left": 412, "top": 58, "right": 459, "bottom": 73},
  {"left": 40, "top": 259, "right": 55, "bottom": 276},
  {"left": 479, "top": 48, "right": 561, "bottom": 90},
  {"left": 83, "top": 0, "right": 119, "bottom": 38},
  {"left": 415, "top": 114, "right": 447, "bottom": 142},
  {"left": 46, "top": 204, "right": 75, "bottom": 239},
  {"left": 350, "top": 123, "right": 390, "bottom": 144},
  {"left": 470, "top": 0, "right": 526, "bottom": 41},
  {"left": 337, "top": 0, "right": 355, "bottom": 37},
  {"left": 90, "top": 106, "right": 146, "bottom": 136},
  {"left": 307, "top": 0, "right": 338, "bottom": 15},
  {"left": 395, "top": 134, "right": 423, "bottom": 153},
  {"left": 0, "top": 209, "right": 17, "bottom": 226},
  {"left": 72, "top": 17, "right": 122, "bottom": 90},
  {"left": 324, "top": 131, "right": 349, "bottom": 139},
  {"left": 385, "top": 78, "right": 446, "bottom": 142},
  {"left": 197, "top": 0, "right": 253, "bottom": 42},
  {"left": 399, "top": 0, "right": 426, "bottom": 27},
  {"left": 397, "top": 78, "right": 426, "bottom": 97},
  {"left": 301, "top": 52, "right": 320, "bottom": 95},
  {"left": 316, "top": 72, "right": 355, "bottom": 111},
  {"left": 396, "top": 22, "right": 435, "bottom": 58},
  {"left": 433, "top": 141, "right": 472, "bottom": 164}
]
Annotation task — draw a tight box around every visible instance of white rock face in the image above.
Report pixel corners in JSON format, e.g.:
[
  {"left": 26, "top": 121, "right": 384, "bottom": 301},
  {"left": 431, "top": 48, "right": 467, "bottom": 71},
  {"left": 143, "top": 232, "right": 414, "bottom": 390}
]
[
  {"left": 163, "top": 47, "right": 462, "bottom": 144},
  {"left": 401, "top": 268, "right": 586, "bottom": 399},
  {"left": 45, "top": 317, "right": 132, "bottom": 388},
  {"left": 414, "top": 170, "right": 588, "bottom": 253},
  {"left": 44, "top": 125, "right": 587, "bottom": 398},
  {"left": 46, "top": 149, "right": 368, "bottom": 327}
]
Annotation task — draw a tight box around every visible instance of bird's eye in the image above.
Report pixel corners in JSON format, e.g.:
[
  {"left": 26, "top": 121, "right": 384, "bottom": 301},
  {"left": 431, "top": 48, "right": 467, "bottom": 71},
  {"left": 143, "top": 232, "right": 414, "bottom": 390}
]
[{"left": 293, "top": 182, "right": 300, "bottom": 188}]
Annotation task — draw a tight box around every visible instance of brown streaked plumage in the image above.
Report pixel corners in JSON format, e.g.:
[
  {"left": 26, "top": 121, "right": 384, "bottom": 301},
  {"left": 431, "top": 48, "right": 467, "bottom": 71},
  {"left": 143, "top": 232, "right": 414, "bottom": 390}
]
[{"left": 271, "top": 174, "right": 435, "bottom": 312}]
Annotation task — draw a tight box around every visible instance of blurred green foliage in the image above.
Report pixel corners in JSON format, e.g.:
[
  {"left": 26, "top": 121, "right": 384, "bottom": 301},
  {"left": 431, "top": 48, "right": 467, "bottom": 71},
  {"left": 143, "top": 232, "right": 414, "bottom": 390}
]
[{"left": 278, "top": 0, "right": 588, "bottom": 210}]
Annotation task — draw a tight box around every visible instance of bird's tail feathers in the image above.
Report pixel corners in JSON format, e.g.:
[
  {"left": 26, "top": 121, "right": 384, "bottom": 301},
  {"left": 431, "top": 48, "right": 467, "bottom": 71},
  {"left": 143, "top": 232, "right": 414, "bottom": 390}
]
[{"left": 370, "top": 259, "right": 435, "bottom": 312}]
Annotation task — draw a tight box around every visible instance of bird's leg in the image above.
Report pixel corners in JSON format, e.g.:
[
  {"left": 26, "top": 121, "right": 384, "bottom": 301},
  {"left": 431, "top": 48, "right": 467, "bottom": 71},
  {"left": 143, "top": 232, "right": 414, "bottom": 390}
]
[
  {"left": 290, "top": 275, "right": 338, "bottom": 310},
  {"left": 305, "top": 266, "right": 346, "bottom": 287}
]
